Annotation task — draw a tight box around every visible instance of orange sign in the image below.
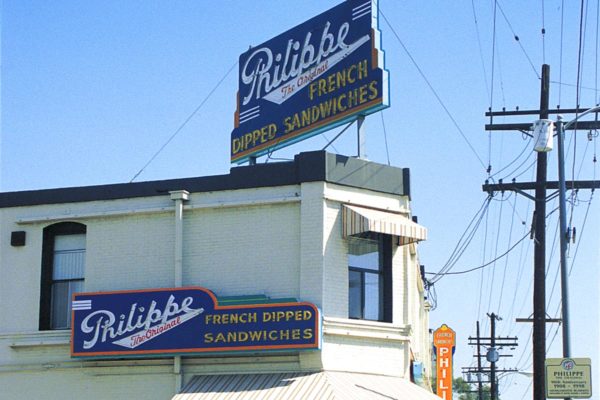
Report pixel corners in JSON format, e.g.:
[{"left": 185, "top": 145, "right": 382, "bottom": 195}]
[{"left": 433, "top": 324, "right": 456, "bottom": 400}]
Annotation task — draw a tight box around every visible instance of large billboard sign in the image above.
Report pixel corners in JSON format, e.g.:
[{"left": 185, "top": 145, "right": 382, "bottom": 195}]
[
  {"left": 230, "top": 0, "right": 389, "bottom": 163},
  {"left": 433, "top": 324, "right": 456, "bottom": 400},
  {"left": 71, "top": 287, "right": 320, "bottom": 358}
]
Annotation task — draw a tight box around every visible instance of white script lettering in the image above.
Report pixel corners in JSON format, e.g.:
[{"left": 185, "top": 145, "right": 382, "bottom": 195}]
[{"left": 80, "top": 295, "right": 202, "bottom": 349}]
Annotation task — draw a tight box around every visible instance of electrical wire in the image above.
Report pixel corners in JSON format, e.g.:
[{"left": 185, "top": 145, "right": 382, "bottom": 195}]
[
  {"left": 489, "top": 0, "right": 498, "bottom": 174},
  {"left": 559, "top": 0, "right": 565, "bottom": 104},
  {"left": 569, "top": 191, "right": 595, "bottom": 274},
  {"left": 501, "top": 194, "right": 532, "bottom": 335},
  {"left": 488, "top": 137, "right": 532, "bottom": 181},
  {"left": 541, "top": 0, "right": 546, "bottom": 65},
  {"left": 596, "top": 0, "right": 600, "bottom": 105},
  {"left": 129, "top": 60, "right": 238, "bottom": 182},
  {"left": 569, "top": 0, "right": 590, "bottom": 252},
  {"left": 471, "top": 0, "right": 491, "bottom": 101},
  {"left": 380, "top": 9, "right": 488, "bottom": 171},
  {"left": 477, "top": 198, "right": 492, "bottom": 319},
  {"left": 551, "top": 80, "right": 600, "bottom": 93},
  {"left": 428, "top": 229, "right": 531, "bottom": 276},
  {"left": 499, "top": 151, "right": 535, "bottom": 182},
  {"left": 432, "top": 203, "right": 559, "bottom": 279},
  {"left": 496, "top": 1, "right": 540, "bottom": 79},
  {"left": 486, "top": 191, "right": 506, "bottom": 314},
  {"left": 512, "top": 159, "right": 538, "bottom": 180},
  {"left": 496, "top": 192, "right": 517, "bottom": 311},
  {"left": 428, "top": 195, "right": 493, "bottom": 283}
]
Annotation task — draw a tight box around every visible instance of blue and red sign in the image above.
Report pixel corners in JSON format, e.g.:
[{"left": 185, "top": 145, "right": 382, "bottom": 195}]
[
  {"left": 230, "top": 0, "right": 389, "bottom": 163},
  {"left": 71, "top": 287, "right": 320, "bottom": 358}
]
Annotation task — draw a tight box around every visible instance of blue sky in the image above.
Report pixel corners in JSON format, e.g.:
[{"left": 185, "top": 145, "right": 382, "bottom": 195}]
[{"left": 2, "top": 1, "right": 599, "bottom": 398}]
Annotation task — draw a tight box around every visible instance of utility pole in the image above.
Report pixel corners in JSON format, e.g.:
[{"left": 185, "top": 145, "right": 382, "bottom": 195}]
[
  {"left": 476, "top": 321, "right": 484, "bottom": 400},
  {"left": 556, "top": 115, "right": 571, "bottom": 361},
  {"left": 532, "top": 63, "right": 550, "bottom": 400},
  {"left": 483, "top": 64, "right": 600, "bottom": 400},
  {"left": 464, "top": 315, "right": 518, "bottom": 400},
  {"left": 489, "top": 313, "right": 499, "bottom": 400}
]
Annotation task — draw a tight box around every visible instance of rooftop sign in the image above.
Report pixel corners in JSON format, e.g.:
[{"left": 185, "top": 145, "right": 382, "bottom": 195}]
[
  {"left": 230, "top": 0, "right": 389, "bottom": 163},
  {"left": 71, "top": 287, "right": 320, "bottom": 358}
]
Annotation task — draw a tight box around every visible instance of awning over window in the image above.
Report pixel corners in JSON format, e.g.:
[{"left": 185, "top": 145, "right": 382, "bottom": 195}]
[
  {"left": 342, "top": 204, "right": 427, "bottom": 245},
  {"left": 173, "top": 371, "right": 440, "bottom": 400}
]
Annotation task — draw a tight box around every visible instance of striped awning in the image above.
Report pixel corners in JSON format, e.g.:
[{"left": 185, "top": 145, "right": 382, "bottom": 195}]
[
  {"left": 173, "top": 371, "right": 441, "bottom": 400},
  {"left": 342, "top": 204, "right": 427, "bottom": 245}
]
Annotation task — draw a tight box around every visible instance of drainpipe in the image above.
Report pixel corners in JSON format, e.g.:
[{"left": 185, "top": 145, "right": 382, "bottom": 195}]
[{"left": 169, "top": 190, "right": 189, "bottom": 393}]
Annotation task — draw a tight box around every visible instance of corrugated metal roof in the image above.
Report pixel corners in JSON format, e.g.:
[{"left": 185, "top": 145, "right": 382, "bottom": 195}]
[{"left": 173, "top": 371, "right": 440, "bottom": 400}]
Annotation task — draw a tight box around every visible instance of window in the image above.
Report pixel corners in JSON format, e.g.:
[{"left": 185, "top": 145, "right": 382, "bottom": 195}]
[
  {"left": 348, "top": 234, "right": 392, "bottom": 322},
  {"left": 40, "top": 222, "right": 86, "bottom": 330}
]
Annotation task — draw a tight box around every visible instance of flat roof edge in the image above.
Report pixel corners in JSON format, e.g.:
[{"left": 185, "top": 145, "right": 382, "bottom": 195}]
[{"left": 0, "top": 151, "right": 409, "bottom": 208}]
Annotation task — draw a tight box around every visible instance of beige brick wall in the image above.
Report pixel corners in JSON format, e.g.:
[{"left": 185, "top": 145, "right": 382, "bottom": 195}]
[
  {"left": 183, "top": 202, "right": 301, "bottom": 299},
  {"left": 0, "top": 181, "right": 432, "bottom": 399}
]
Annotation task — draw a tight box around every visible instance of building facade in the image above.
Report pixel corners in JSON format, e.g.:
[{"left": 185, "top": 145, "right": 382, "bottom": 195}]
[{"left": 0, "top": 151, "right": 435, "bottom": 399}]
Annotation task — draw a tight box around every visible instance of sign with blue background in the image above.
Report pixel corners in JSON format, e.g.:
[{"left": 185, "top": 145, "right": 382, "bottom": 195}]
[
  {"left": 71, "top": 287, "right": 320, "bottom": 358},
  {"left": 230, "top": 0, "right": 389, "bottom": 163}
]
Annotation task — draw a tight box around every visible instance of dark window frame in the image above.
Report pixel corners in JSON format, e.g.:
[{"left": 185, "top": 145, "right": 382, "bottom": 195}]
[
  {"left": 348, "top": 233, "right": 393, "bottom": 322},
  {"left": 39, "top": 222, "right": 86, "bottom": 331}
]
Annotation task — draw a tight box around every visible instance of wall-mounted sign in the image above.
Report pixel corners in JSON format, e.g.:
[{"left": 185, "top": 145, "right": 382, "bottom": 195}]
[
  {"left": 230, "top": 0, "right": 389, "bottom": 164},
  {"left": 546, "top": 358, "right": 592, "bottom": 398},
  {"left": 433, "top": 324, "right": 456, "bottom": 400},
  {"left": 71, "top": 287, "right": 320, "bottom": 358}
]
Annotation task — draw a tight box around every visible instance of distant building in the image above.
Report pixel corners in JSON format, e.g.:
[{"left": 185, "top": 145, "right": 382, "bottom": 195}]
[{"left": 0, "top": 151, "right": 435, "bottom": 399}]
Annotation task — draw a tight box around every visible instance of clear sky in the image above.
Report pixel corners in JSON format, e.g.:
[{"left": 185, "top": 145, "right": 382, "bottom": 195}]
[{"left": 2, "top": 1, "right": 599, "bottom": 399}]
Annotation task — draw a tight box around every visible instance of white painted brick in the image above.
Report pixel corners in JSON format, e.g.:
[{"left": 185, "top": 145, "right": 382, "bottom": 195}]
[{"left": 0, "top": 179, "right": 433, "bottom": 397}]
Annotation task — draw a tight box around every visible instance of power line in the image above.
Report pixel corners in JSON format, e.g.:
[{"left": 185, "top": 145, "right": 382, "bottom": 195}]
[
  {"left": 596, "top": 0, "right": 600, "bottom": 104},
  {"left": 559, "top": 0, "right": 566, "bottom": 104},
  {"left": 496, "top": 192, "right": 517, "bottom": 311},
  {"left": 496, "top": 1, "right": 540, "bottom": 79},
  {"left": 488, "top": 136, "right": 532, "bottom": 181},
  {"left": 380, "top": 9, "right": 488, "bottom": 171},
  {"left": 477, "top": 200, "right": 492, "bottom": 318},
  {"left": 541, "top": 0, "right": 546, "bottom": 65},
  {"left": 426, "top": 229, "right": 531, "bottom": 277},
  {"left": 129, "top": 60, "right": 238, "bottom": 183},
  {"left": 429, "top": 195, "right": 493, "bottom": 283},
  {"left": 471, "top": 0, "right": 491, "bottom": 101},
  {"left": 487, "top": 191, "right": 506, "bottom": 314}
]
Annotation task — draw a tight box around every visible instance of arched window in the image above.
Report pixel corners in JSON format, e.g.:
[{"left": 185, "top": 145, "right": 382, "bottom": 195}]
[{"left": 39, "top": 222, "right": 86, "bottom": 330}]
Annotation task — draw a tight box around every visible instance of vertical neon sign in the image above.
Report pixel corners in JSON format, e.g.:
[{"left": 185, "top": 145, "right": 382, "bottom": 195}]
[{"left": 433, "top": 324, "right": 456, "bottom": 399}]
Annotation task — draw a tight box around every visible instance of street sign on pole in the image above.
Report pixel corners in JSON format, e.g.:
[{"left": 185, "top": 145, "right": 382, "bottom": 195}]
[{"left": 545, "top": 358, "right": 592, "bottom": 398}]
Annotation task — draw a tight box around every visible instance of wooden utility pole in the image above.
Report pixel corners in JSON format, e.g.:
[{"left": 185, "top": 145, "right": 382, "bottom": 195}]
[
  {"left": 463, "top": 315, "right": 518, "bottom": 400},
  {"left": 483, "top": 64, "right": 600, "bottom": 400},
  {"left": 477, "top": 321, "right": 484, "bottom": 400},
  {"left": 532, "top": 63, "right": 550, "bottom": 400}
]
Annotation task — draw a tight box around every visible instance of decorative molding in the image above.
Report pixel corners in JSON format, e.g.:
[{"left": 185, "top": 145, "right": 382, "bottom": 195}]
[
  {"left": 4, "top": 330, "right": 70, "bottom": 348},
  {"left": 16, "top": 196, "right": 301, "bottom": 224},
  {"left": 323, "top": 317, "right": 411, "bottom": 342}
]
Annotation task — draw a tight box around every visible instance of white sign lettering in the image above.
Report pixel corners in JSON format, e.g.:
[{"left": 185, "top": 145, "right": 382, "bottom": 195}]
[
  {"left": 80, "top": 295, "right": 203, "bottom": 349},
  {"left": 241, "top": 21, "right": 369, "bottom": 106}
]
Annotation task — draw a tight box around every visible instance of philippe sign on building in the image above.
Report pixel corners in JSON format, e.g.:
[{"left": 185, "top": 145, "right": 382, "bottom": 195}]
[
  {"left": 231, "top": 0, "right": 389, "bottom": 163},
  {"left": 71, "top": 287, "right": 320, "bottom": 358},
  {"left": 433, "top": 324, "right": 456, "bottom": 400}
]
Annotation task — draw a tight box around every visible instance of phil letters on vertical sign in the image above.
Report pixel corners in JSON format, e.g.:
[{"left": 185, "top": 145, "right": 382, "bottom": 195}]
[
  {"left": 433, "top": 324, "right": 456, "bottom": 400},
  {"left": 230, "top": 0, "right": 390, "bottom": 163}
]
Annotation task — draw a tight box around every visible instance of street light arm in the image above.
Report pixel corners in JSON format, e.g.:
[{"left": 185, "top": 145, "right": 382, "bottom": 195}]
[{"left": 562, "top": 105, "right": 600, "bottom": 129}]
